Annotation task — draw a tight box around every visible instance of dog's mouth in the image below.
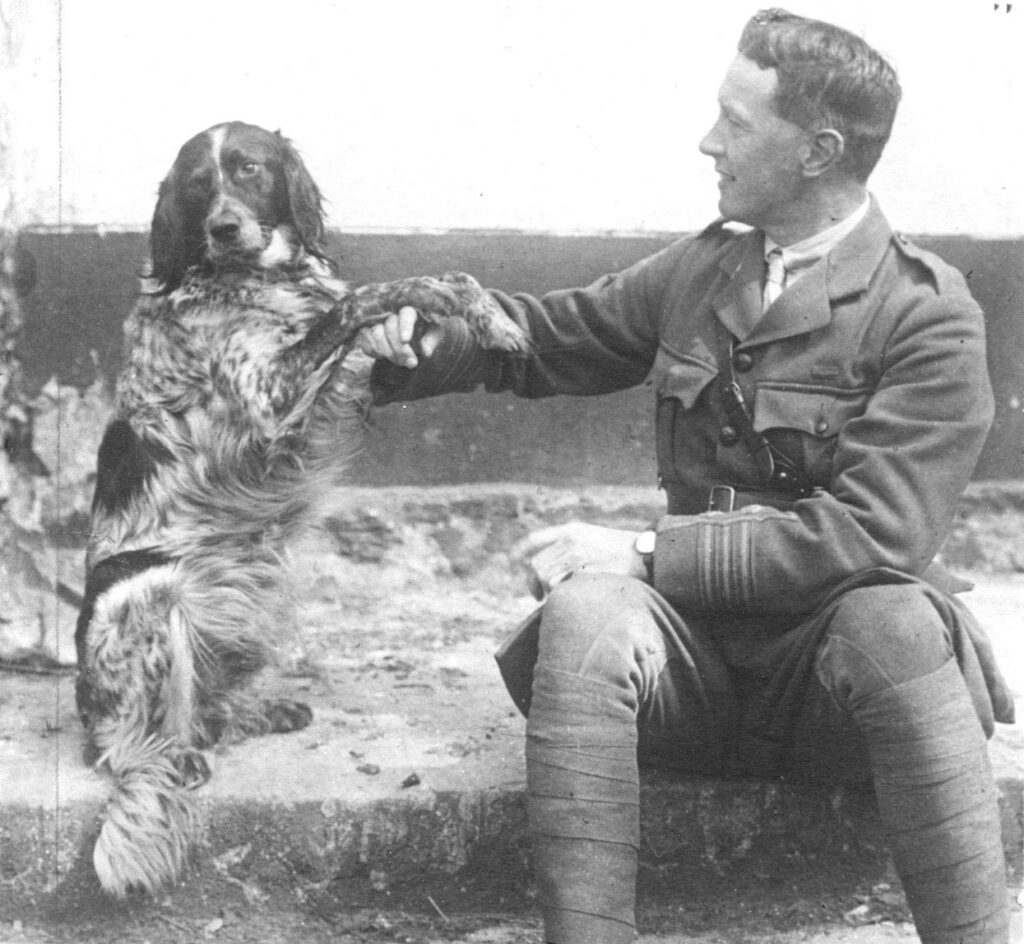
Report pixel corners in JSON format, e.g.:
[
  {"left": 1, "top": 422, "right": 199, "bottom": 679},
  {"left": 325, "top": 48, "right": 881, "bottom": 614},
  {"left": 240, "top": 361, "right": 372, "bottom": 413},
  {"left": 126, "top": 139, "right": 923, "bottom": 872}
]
[
  {"left": 204, "top": 223, "right": 271, "bottom": 264},
  {"left": 204, "top": 223, "right": 298, "bottom": 271}
]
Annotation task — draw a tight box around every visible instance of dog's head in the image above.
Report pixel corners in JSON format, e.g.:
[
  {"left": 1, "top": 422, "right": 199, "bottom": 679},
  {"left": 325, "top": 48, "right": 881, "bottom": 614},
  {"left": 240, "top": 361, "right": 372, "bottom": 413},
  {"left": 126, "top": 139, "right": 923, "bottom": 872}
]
[{"left": 148, "top": 121, "right": 328, "bottom": 292}]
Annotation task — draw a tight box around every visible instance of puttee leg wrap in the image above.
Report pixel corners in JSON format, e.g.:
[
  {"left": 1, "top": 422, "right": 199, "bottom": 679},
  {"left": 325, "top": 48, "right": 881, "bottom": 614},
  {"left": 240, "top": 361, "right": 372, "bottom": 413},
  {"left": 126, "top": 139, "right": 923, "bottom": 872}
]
[
  {"left": 526, "top": 666, "right": 640, "bottom": 944},
  {"left": 856, "top": 659, "right": 1008, "bottom": 944}
]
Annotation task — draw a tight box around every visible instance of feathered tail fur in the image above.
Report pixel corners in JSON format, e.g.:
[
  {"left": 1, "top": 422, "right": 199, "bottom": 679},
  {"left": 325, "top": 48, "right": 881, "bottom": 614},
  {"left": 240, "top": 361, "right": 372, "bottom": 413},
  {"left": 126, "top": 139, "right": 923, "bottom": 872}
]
[{"left": 80, "top": 551, "right": 288, "bottom": 896}]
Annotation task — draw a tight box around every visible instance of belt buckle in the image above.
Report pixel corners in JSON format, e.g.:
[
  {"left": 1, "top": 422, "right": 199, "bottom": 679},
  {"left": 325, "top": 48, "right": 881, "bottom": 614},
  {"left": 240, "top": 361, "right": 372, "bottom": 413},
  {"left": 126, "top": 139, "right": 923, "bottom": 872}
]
[{"left": 707, "top": 485, "right": 736, "bottom": 513}]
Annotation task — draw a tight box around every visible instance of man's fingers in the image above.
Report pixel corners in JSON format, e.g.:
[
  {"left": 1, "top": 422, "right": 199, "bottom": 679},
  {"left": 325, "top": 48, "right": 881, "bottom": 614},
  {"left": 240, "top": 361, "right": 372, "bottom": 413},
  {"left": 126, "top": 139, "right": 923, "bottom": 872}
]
[
  {"left": 513, "top": 524, "right": 579, "bottom": 599},
  {"left": 357, "top": 322, "right": 388, "bottom": 357},
  {"left": 511, "top": 525, "right": 567, "bottom": 561},
  {"left": 526, "top": 568, "right": 573, "bottom": 601},
  {"left": 397, "top": 306, "right": 419, "bottom": 344},
  {"left": 383, "top": 313, "right": 415, "bottom": 365},
  {"left": 355, "top": 307, "right": 445, "bottom": 368},
  {"left": 356, "top": 312, "right": 417, "bottom": 367},
  {"left": 419, "top": 327, "right": 442, "bottom": 359}
]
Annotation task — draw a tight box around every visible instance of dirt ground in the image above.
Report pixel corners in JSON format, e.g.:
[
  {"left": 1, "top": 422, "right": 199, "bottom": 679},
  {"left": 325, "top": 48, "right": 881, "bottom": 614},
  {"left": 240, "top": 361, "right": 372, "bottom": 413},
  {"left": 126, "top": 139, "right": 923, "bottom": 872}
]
[
  {"left": 0, "top": 852, "right": 934, "bottom": 944},
  {"left": 1, "top": 486, "right": 1020, "bottom": 944}
]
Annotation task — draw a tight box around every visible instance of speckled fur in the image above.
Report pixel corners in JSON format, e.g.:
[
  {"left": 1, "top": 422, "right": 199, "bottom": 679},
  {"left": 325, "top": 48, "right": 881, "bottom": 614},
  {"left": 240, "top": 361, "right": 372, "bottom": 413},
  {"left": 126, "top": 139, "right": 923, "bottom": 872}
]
[{"left": 75, "top": 122, "right": 528, "bottom": 898}]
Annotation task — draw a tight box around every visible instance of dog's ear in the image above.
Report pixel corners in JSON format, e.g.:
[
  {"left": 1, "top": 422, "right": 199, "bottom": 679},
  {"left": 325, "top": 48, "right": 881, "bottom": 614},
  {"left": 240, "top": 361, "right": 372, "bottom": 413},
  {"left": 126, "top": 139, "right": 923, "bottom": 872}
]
[
  {"left": 149, "top": 176, "right": 192, "bottom": 293},
  {"left": 278, "top": 134, "right": 327, "bottom": 260}
]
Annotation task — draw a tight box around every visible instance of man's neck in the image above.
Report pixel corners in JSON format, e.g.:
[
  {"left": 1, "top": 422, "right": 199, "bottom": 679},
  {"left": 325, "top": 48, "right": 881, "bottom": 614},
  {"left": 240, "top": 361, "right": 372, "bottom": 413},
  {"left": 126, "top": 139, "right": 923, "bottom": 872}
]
[{"left": 765, "top": 184, "right": 869, "bottom": 247}]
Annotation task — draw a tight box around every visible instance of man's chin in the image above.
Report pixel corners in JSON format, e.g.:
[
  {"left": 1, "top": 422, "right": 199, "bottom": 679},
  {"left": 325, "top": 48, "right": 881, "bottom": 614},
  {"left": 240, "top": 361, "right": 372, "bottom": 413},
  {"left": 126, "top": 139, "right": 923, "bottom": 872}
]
[{"left": 716, "top": 200, "right": 754, "bottom": 228}]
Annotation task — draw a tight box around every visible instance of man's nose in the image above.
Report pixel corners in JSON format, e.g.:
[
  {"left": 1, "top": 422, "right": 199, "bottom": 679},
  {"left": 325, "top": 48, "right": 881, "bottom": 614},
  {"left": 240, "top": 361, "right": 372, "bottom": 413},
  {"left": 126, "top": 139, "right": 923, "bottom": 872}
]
[{"left": 698, "top": 126, "right": 721, "bottom": 157}]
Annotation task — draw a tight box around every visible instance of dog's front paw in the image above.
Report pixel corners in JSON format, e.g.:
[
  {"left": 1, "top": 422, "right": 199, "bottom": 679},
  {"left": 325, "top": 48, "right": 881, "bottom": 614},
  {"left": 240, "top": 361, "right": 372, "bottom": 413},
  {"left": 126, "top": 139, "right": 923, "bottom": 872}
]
[
  {"left": 438, "top": 272, "right": 531, "bottom": 355},
  {"left": 474, "top": 309, "right": 531, "bottom": 354},
  {"left": 260, "top": 698, "right": 313, "bottom": 733}
]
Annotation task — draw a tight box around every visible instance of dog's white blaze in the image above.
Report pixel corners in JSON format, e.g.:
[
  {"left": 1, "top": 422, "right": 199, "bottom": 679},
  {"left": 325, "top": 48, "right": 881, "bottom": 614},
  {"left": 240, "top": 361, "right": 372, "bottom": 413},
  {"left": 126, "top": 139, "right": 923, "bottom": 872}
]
[{"left": 208, "top": 125, "right": 228, "bottom": 187}]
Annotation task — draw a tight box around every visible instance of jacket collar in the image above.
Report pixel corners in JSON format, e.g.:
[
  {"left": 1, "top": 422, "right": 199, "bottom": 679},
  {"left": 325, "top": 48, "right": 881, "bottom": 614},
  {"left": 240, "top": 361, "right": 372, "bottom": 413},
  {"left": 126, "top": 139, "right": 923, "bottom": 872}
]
[{"left": 712, "top": 196, "right": 893, "bottom": 347}]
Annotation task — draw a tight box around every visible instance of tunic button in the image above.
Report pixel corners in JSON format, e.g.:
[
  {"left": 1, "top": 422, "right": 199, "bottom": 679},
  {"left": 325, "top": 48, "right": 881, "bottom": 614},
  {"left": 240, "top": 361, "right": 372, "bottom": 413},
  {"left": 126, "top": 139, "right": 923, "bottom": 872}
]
[
  {"left": 719, "top": 425, "right": 740, "bottom": 446},
  {"left": 733, "top": 351, "right": 754, "bottom": 373},
  {"left": 814, "top": 419, "right": 829, "bottom": 434}
]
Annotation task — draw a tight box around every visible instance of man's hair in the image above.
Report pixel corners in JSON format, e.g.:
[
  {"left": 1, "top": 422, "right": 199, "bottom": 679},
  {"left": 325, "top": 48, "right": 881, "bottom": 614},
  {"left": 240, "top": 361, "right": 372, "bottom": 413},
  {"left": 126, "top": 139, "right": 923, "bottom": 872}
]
[{"left": 739, "top": 9, "right": 901, "bottom": 181}]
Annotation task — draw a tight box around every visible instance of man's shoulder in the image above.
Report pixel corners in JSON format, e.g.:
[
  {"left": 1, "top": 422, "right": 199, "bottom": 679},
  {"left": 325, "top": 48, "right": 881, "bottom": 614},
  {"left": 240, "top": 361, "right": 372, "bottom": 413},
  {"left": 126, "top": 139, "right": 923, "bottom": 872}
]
[
  {"left": 653, "top": 218, "right": 752, "bottom": 269},
  {"left": 887, "top": 231, "right": 974, "bottom": 300}
]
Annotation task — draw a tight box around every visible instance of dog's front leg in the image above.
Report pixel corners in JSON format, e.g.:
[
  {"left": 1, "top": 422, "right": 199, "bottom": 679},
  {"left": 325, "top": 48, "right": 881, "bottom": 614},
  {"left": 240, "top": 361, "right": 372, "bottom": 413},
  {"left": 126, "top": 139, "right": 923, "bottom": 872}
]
[{"left": 346, "top": 273, "right": 530, "bottom": 354}]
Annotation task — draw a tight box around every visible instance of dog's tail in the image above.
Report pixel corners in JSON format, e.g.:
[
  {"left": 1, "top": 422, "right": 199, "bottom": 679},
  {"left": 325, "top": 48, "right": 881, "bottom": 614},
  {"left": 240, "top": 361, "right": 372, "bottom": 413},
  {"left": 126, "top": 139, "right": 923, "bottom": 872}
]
[
  {"left": 86, "top": 593, "right": 209, "bottom": 898},
  {"left": 92, "top": 735, "right": 206, "bottom": 897}
]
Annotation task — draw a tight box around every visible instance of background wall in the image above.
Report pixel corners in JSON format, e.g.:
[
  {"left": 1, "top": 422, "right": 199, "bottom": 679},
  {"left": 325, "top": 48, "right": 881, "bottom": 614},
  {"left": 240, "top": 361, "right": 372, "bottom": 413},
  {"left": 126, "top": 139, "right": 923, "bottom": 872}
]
[{"left": 17, "top": 228, "right": 1024, "bottom": 481}]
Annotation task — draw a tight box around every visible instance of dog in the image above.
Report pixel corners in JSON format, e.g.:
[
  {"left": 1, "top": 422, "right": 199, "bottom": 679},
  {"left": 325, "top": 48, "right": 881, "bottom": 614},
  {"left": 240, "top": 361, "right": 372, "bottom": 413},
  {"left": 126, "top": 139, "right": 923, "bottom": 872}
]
[{"left": 74, "top": 121, "right": 527, "bottom": 897}]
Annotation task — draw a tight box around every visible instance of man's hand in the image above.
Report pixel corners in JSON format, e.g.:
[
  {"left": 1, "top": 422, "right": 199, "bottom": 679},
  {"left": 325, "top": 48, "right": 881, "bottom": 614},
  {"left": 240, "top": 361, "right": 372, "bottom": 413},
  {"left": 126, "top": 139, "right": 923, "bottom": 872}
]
[
  {"left": 356, "top": 305, "right": 443, "bottom": 368},
  {"left": 513, "top": 522, "right": 648, "bottom": 600}
]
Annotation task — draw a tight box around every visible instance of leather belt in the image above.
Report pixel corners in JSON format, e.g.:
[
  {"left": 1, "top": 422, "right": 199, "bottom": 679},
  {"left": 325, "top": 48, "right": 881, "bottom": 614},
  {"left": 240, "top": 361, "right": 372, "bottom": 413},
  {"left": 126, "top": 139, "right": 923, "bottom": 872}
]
[{"left": 706, "top": 484, "right": 804, "bottom": 513}]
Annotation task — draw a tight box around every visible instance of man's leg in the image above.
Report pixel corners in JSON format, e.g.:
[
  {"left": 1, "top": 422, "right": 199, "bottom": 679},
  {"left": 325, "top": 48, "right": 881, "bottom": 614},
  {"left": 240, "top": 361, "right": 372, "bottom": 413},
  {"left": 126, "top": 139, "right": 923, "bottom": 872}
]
[
  {"left": 811, "top": 584, "right": 1008, "bottom": 944},
  {"left": 526, "top": 573, "right": 737, "bottom": 944}
]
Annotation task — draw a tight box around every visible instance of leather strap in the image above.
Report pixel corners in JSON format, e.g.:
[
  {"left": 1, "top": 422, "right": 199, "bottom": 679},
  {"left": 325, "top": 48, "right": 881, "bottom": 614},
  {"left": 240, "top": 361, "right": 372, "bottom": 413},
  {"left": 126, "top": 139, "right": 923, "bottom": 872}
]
[{"left": 714, "top": 323, "right": 814, "bottom": 498}]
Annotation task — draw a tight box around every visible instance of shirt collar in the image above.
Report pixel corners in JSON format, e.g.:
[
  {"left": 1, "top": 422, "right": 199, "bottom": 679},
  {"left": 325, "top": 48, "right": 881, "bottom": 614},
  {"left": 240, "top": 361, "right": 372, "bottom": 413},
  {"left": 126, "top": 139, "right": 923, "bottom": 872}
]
[{"left": 764, "top": 196, "right": 871, "bottom": 272}]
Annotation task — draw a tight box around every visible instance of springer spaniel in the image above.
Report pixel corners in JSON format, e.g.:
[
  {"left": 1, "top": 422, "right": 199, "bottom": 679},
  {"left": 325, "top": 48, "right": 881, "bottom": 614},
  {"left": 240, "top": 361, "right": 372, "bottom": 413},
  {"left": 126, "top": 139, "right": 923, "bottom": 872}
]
[{"left": 75, "top": 121, "right": 527, "bottom": 897}]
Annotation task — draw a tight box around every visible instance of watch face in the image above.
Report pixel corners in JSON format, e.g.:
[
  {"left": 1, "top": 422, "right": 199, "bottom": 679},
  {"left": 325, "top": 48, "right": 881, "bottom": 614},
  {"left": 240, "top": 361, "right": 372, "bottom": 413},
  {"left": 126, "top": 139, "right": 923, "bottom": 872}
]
[{"left": 635, "top": 531, "right": 656, "bottom": 555}]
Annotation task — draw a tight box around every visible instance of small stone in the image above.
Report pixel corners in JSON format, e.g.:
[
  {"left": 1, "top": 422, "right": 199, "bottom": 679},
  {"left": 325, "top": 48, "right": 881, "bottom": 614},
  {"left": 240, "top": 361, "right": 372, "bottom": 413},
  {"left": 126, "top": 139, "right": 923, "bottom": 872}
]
[{"left": 843, "top": 903, "right": 871, "bottom": 925}]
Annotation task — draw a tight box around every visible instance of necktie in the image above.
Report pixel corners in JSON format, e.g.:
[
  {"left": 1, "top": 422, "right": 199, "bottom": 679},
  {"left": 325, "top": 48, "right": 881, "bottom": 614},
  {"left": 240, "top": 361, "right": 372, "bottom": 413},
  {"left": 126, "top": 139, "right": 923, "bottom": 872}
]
[{"left": 763, "top": 247, "right": 786, "bottom": 311}]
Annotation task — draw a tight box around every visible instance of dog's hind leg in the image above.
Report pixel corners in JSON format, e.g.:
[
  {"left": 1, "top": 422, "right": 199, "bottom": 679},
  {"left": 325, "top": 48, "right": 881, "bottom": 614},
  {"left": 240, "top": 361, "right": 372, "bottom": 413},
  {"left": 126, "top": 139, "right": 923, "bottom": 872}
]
[
  {"left": 259, "top": 698, "right": 313, "bottom": 732},
  {"left": 204, "top": 689, "right": 313, "bottom": 744}
]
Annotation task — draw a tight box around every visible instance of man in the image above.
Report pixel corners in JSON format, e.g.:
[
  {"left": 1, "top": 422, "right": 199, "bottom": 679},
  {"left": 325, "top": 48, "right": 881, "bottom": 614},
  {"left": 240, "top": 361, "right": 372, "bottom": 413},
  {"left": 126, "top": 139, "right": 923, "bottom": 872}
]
[{"left": 361, "top": 10, "right": 1014, "bottom": 944}]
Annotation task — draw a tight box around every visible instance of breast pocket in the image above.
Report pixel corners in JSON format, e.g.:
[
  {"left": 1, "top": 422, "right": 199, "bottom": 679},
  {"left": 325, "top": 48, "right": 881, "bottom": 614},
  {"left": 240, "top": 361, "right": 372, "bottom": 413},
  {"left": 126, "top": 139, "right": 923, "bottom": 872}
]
[
  {"left": 652, "top": 348, "right": 718, "bottom": 483},
  {"left": 753, "top": 383, "right": 872, "bottom": 487}
]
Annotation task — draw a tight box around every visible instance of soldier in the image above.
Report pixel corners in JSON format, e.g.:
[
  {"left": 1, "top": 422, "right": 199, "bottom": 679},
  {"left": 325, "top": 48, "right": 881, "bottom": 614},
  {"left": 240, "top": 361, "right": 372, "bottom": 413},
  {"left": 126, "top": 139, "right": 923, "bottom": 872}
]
[{"left": 360, "top": 9, "right": 1013, "bottom": 944}]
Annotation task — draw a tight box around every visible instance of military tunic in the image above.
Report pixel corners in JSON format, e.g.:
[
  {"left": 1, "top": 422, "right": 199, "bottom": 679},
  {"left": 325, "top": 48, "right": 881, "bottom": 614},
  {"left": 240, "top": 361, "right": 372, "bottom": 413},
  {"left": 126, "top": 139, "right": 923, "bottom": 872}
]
[{"left": 371, "top": 199, "right": 1014, "bottom": 746}]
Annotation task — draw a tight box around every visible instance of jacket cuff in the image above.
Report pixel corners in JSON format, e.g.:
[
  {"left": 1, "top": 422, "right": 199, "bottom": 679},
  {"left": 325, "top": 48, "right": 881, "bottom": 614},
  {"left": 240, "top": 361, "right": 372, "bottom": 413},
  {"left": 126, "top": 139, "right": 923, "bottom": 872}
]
[
  {"left": 370, "top": 317, "right": 486, "bottom": 405},
  {"left": 652, "top": 507, "right": 793, "bottom": 612}
]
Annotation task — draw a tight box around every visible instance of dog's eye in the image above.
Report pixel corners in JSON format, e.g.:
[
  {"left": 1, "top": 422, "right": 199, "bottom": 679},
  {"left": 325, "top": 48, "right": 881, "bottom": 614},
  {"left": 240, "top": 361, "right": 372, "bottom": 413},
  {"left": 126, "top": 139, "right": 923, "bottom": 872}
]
[{"left": 237, "top": 161, "right": 260, "bottom": 178}]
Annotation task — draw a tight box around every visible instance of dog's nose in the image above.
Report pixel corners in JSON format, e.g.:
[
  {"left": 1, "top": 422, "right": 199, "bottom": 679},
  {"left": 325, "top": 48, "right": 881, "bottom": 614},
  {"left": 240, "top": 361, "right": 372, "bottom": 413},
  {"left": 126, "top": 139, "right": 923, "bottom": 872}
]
[{"left": 208, "top": 220, "right": 240, "bottom": 243}]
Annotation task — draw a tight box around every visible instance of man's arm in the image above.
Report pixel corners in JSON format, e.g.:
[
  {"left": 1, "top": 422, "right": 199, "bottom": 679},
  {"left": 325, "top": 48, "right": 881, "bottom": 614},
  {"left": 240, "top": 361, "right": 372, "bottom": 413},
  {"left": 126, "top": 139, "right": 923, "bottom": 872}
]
[
  {"left": 361, "top": 234, "right": 715, "bottom": 404},
  {"left": 357, "top": 237, "right": 713, "bottom": 594}
]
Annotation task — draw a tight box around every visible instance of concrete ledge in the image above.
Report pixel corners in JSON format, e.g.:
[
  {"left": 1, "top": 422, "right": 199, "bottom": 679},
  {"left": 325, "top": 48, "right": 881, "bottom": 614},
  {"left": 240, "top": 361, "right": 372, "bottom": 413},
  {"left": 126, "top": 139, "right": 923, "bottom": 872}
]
[{"left": 1, "top": 484, "right": 1020, "bottom": 916}]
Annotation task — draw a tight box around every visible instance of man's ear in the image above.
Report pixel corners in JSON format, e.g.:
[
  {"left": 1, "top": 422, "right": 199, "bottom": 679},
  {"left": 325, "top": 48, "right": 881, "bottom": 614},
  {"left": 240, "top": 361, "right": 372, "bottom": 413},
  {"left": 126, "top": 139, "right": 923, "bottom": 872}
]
[{"left": 801, "top": 128, "right": 845, "bottom": 177}]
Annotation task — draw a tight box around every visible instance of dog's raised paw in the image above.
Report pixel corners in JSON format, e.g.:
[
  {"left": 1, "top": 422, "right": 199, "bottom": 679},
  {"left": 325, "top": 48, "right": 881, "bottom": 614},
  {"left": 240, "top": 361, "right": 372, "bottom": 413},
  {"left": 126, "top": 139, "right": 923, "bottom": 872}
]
[{"left": 475, "top": 309, "right": 531, "bottom": 354}]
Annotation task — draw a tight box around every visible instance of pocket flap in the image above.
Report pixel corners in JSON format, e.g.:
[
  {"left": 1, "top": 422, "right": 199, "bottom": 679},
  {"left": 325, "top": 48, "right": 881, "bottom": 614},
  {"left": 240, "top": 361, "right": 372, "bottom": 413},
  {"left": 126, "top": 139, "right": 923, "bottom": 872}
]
[
  {"left": 753, "top": 384, "right": 871, "bottom": 437},
  {"left": 652, "top": 348, "right": 718, "bottom": 410}
]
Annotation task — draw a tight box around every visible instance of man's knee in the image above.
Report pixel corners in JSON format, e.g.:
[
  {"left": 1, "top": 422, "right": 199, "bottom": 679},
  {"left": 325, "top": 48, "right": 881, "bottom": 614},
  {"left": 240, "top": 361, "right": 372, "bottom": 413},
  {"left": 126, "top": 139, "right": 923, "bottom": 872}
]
[
  {"left": 816, "top": 584, "right": 954, "bottom": 705},
  {"left": 538, "top": 573, "right": 661, "bottom": 676}
]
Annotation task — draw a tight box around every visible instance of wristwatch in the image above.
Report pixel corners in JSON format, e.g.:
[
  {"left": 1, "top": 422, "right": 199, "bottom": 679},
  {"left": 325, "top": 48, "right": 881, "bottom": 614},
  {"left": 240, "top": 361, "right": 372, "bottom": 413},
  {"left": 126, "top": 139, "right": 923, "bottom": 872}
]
[{"left": 634, "top": 530, "right": 656, "bottom": 582}]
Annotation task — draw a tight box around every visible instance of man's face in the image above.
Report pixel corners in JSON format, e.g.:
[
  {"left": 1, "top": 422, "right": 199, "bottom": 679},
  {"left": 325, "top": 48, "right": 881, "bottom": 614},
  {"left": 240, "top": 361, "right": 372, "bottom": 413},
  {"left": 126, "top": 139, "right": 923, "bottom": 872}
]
[{"left": 700, "top": 55, "right": 811, "bottom": 235}]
